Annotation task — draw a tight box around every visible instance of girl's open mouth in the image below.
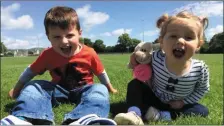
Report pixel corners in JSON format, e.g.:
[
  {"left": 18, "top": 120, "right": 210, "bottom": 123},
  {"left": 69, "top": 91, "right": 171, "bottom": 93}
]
[{"left": 172, "top": 48, "right": 185, "bottom": 58}]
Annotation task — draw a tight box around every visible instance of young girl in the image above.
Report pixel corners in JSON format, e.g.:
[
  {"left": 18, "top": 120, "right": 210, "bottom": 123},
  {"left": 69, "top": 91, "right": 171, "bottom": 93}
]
[{"left": 114, "top": 11, "right": 209, "bottom": 125}]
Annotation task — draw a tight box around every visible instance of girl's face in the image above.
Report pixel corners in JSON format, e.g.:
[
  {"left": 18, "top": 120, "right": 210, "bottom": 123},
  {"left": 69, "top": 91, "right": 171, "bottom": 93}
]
[
  {"left": 160, "top": 18, "right": 202, "bottom": 62},
  {"left": 47, "top": 25, "right": 82, "bottom": 58}
]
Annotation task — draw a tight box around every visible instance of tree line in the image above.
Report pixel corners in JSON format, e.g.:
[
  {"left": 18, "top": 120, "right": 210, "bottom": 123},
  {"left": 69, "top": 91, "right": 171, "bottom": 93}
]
[{"left": 1, "top": 32, "right": 223, "bottom": 55}]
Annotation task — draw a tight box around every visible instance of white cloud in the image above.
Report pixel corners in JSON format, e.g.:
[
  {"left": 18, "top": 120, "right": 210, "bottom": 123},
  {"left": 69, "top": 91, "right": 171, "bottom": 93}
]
[
  {"left": 1, "top": 3, "right": 34, "bottom": 30},
  {"left": 172, "top": 1, "right": 223, "bottom": 17},
  {"left": 140, "top": 30, "right": 159, "bottom": 37},
  {"left": 100, "top": 32, "right": 112, "bottom": 37},
  {"left": 207, "top": 25, "right": 223, "bottom": 37},
  {"left": 101, "top": 28, "right": 132, "bottom": 37},
  {"left": 76, "top": 5, "right": 109, "bottom": 31},
  {"left": 2, "top": 36, "right": 31, "bottom": 49},
  {"left": 25, "top": 33, "right": 44, "bottom": 40}
]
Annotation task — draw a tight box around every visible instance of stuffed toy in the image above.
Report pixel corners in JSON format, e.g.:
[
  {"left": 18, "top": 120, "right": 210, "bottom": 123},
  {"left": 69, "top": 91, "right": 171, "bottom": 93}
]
[{"left": 128, "top": 42, "right": 153, "bottom": 82}]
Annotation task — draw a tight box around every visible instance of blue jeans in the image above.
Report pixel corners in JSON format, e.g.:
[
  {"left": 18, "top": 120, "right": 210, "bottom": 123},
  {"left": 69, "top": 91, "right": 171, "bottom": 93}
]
[{"left": 11, "top": 80, "right": 109, "bottom": 123}]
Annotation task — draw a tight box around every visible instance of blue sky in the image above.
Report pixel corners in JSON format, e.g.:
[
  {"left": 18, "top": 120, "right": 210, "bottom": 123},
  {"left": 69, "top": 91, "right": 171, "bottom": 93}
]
[{"left": 1, "top": 1, "right": 223, "bottom": 49}]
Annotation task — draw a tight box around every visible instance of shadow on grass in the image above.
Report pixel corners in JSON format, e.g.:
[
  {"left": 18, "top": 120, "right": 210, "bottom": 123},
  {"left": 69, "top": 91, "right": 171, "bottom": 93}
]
[
  {"left": 110, "top": 101, "right": 128, "bottom": 118},
  {"left": 4, "top": 102, "right": 17, "bottom": 114}
]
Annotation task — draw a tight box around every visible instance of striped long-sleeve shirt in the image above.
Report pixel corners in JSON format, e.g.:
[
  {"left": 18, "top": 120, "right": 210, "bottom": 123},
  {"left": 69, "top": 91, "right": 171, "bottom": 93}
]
[{"left": 151, "top": 50, "right": 209, "bottom": 104}]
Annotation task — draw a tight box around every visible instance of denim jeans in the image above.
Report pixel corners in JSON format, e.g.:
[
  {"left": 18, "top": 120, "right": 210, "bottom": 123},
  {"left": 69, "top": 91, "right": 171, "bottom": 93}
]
[{"left": 11, "top": 80, "right": 110, "bottom": 123}]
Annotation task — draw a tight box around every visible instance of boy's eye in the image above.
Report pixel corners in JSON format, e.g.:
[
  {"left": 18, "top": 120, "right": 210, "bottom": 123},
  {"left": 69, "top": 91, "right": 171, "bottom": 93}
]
[
  {"left": 67, "top": 34, "right": 75, "bottom": 39},
  {"left": 54, "top": 36, "right": 61, "bottom": 39}
]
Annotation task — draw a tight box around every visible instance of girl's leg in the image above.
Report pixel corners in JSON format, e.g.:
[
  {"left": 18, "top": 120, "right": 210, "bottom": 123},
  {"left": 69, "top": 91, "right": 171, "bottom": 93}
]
[
  {"left": 176, "top": 103, "right": 209, "bottom": 118},
  {"left": 63, "top": 84, "right": 109, "bottom": 123},
  {"left": 126, "top": 79, "right": 150, "bottom": 115},
  {"left": 114, "top": 79, "right": 152, "bottom": 125},
  {"left": 126, "top": 79, "right": 168, "bottom": 116},
  {"left": 11, "top": 80, "right": 55, "bottom": 124},
  {"left": 154, "top": 103, "right": 208, "bottom": 120}
]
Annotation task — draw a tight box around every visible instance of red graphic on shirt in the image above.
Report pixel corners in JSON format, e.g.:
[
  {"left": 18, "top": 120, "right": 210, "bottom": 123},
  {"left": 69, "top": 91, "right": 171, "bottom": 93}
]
[{"left": 53, "top": 63, "right": 87, "bottom": 90}]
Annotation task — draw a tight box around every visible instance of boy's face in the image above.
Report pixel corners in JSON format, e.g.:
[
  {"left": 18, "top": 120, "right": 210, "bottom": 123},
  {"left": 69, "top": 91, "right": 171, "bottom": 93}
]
[
  {"left": 160, "top": 18, "right": 201, "bottom": 62},
  {"left": 47, "top": 25, "right": 82, "bottom": 58}
]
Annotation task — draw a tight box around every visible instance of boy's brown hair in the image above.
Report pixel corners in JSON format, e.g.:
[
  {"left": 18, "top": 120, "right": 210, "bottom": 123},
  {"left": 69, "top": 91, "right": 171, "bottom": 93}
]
[
  {"left": 44, "top": 6, "right": 81, "bottom": 35},
  {"left": 156, "top": 11, "right": 209, "bottom": 47}
]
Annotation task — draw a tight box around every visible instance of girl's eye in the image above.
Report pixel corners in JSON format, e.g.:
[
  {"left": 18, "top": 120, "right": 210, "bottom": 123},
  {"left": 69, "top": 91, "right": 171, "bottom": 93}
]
[
  {"left": 185, "top": 36, "right": 193, "bottom": 41},
  {"left": 170, "top": 35, "right": 177, "bottom": 38}
]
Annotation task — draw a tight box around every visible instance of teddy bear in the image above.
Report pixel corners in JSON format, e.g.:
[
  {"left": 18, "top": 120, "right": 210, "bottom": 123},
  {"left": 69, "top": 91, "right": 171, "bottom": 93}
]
[{"left": 128, "top": 42, "right": 153, "bottom": 82}]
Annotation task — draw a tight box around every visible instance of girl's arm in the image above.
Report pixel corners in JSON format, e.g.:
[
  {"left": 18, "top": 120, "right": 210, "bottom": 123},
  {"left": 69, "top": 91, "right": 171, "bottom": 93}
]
[{"left": 183, "top": 62, "right": 209, "bottom": 104}]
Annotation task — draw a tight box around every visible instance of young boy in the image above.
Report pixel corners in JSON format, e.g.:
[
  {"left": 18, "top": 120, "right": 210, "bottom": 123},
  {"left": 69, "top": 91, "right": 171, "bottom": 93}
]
[
  {"left": 114, "top": 11, "right": 209, "bottom": 125},
  {"left": 1, "top": 6, "right": 117, "bottom": 125}
]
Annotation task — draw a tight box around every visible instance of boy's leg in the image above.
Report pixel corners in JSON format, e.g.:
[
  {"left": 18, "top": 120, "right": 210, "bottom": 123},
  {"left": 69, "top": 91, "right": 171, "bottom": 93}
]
[
  {"left": 11, "top": 80, "right": 55, "bottom": 124},
  {"left": 62, "top": 84, "right": 109, "bottom": 124}
]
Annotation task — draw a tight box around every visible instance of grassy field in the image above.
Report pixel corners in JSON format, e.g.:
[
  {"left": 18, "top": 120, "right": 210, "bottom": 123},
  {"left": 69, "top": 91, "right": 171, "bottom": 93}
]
[{"left": 1, "top": 54, "right": 223, "bottom": 125}]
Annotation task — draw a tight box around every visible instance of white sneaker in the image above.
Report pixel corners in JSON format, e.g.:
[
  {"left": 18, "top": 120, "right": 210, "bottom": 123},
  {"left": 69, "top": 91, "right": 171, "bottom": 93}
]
[
  {"left": 144, "top": 107, "right": 160, "bottom": 121},
  {"left": 0, "top": 115, "right": 32, "bottom": 125},
  {"left": 114, "top": 112, "right": 144, "bottom": 125},
  {"left": 69, "top": 114, "right": 117, "bottom": 125},
  {"left": 145, "top": 107, "right": 171, "bottom": 121}
]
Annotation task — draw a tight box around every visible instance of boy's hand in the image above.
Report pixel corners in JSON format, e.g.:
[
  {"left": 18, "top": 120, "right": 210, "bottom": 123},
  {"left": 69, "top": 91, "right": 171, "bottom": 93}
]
[
  {"left": 109, "top": 87, "right": 118, "bottom": 94},
  {"left": 9, "top": 89, "right": 17, "bottom": 99},
  {"left": 8, "top": 88, "right": 21, "bottom": 99},
  {"left": 106, "top": 83, "right": 118, "bottom": 94},
  {"left": 168, "top": 100, "right": 184, "bottom": 109}
]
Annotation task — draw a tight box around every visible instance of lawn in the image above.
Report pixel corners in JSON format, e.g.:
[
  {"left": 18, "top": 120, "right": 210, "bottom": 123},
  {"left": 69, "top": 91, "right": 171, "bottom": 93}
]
[{"left": 1, "top": 54, "right": 223, "bottom": 125}]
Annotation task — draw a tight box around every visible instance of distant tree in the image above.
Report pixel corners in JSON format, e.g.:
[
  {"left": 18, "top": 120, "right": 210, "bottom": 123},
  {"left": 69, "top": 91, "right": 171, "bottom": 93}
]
[
  {"left": 129, "top": 38, "right": 141, "bottom": 52},
  {"left": 93, "top": 39, "right": 106, "bottom": 53},
  {"left": 114, "top": 44, "right": 126, "bottom": 53},
  {"left": 152, "top": 38, "right": 159, "bottom": 44},
  {"left": 208, "top": 32, "right": 224, "bottom": 53},
  {"left": 200, "top": 42, "right": 209, "bottom": 53},
  {"left": 105, "top": 46, "right": 115, "bottom": 52},
  {"left": 79, "top": 37, "right": 84, "bottom": 44},
  {"left": 0, "top": 42, "right": 7, "bottom": 54},
  {"left": 117, "top": 33, "right": 132, "bottom": 52},
  {"left": 83, "top": 38, "right": 93, "bottom": 47},
  {"left": 28, "top": 50, "right": 34, "bottom": 55},
  {"left": 152, "top": 43, "right": 161, "bottom": 51}
]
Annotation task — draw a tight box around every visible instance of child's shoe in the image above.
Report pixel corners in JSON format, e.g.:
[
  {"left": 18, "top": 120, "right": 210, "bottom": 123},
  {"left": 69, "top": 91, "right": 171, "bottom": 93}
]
[
  {"left": 0, "top": 115, "right": 32, "bottom": 125},
  {"left": 114, "top": 111, "right": 144, "bottom": 125},
  {"left": 69, "top": 114, "right": 117, "bottom": 125},
  {"left": 145, "top": 106, "right": 171, "bottom": 121}
]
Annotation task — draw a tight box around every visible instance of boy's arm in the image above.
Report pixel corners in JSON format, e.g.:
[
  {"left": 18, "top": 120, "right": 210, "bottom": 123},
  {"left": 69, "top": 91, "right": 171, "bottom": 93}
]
[
  {"left": 9, "top": 66, "right": 37, "bottom": 99},
  {"left": 97, "top": 70, "right": 117, "bottom": 94},
  {"left": 183, "top": 63, "right": 209, "bottom": 104},
  {"left": 90, "top": 49, "right": 117, "bottom": 94}
]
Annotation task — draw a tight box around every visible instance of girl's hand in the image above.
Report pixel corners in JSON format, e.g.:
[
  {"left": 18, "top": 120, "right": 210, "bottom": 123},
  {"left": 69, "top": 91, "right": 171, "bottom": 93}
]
[{"left": 168, "top": 100, "right": 184, "bottom": 109}]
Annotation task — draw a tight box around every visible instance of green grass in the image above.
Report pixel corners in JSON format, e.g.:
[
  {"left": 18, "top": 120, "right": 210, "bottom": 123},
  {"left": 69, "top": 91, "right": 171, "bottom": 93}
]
[{"left": 1, "top": 54, "right": 223, "bottom": 125}]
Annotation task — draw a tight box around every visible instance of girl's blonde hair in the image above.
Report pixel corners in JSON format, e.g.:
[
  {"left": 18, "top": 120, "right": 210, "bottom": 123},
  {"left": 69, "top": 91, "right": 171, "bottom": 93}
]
[{"left": 156, "top": 11, "right": 208, "bottom": 46}]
